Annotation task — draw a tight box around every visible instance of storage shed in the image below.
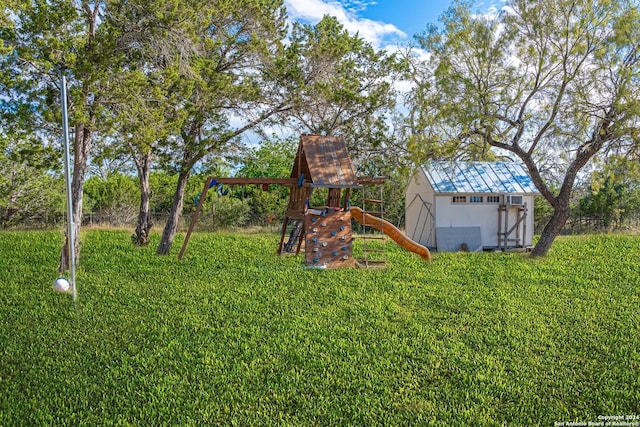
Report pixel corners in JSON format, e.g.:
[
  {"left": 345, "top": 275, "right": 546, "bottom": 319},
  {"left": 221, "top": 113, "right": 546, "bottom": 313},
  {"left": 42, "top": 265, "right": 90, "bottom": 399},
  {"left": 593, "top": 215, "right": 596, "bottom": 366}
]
[{"left": 405, "top": 161, "right": 539, "bottom": 252}]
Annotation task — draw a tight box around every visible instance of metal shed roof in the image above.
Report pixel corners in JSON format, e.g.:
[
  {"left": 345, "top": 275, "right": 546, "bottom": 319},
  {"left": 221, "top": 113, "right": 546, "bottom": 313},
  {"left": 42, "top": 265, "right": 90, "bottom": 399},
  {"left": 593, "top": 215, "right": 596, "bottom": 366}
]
[{"left": 422, "top": 161, "right": 539, "bottom": 194}]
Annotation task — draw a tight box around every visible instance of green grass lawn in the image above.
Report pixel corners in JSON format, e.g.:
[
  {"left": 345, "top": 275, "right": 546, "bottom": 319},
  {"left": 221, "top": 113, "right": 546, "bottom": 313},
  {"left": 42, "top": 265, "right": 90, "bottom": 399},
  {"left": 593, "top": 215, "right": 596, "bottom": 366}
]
[{"left": 1, "top": 230, "right": 638, "bottom": 425}]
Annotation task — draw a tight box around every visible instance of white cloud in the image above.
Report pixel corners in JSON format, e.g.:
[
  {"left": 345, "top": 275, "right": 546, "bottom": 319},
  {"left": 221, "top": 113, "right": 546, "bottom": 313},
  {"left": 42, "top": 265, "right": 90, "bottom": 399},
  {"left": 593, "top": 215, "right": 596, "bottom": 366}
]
[{"left": 284, "top": 0, "right": 406, "bottom": 49}]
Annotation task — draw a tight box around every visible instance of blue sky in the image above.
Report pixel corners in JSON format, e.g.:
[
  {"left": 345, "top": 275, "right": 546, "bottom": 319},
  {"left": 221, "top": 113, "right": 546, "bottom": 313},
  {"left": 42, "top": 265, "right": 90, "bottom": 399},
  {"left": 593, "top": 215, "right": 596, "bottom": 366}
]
[
  {"left": 362, "top": 0, "right": 453, "bottom": 37},
  {"left": 283, "top": 0, "right": 450, "bottom": 49},
  {"left": 284, "top": 0, "right": 503, "bottom": 49}
]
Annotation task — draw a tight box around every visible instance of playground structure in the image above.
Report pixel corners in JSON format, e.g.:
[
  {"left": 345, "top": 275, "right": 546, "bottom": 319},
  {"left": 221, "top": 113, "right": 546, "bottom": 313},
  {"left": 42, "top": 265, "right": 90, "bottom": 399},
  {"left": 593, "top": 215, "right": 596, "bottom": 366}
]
[{"left": 179, "top": 135, "right": 430, "bottom": 267}]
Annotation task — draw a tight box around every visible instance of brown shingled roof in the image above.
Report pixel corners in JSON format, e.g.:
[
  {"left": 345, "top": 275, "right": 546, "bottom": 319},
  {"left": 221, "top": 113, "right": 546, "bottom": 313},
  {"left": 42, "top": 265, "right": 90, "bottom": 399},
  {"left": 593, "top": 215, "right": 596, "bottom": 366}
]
[{"left": 291, "top": 135, "right": 360, "bottom": 188}]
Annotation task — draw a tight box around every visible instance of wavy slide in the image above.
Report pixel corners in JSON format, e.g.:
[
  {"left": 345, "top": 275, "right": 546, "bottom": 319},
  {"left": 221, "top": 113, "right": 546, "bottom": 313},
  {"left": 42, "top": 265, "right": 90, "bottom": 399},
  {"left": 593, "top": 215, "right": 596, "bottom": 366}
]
[{"left": 350, "top": 206, "right": 431, "bottom": 261}]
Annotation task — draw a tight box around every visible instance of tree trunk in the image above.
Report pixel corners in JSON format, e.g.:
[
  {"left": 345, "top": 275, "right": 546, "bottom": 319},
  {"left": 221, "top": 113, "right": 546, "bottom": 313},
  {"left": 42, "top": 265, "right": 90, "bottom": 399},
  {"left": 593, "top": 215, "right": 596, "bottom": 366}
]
[
  {"left": 530, "top": 206, "right": 570, "bottom": 257},
  {"left": 157, "top": 169, "right": 190, "bottom": 255},
  {"left": 59, "top": 123, "right": 92, "bottom": 272},
  {"left": 132, "top": 151, "right": 153, "bottom": 246},
  {"left": 56, "top": 3, "right": 99, "bottom": 273}
]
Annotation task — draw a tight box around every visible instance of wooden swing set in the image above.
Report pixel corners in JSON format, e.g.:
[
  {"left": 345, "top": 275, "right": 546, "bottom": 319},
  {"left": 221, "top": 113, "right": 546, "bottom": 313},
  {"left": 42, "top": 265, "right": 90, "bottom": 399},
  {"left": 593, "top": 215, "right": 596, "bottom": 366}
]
[{"left": 179, "top": 135, "right": 427, "bottom": 267}]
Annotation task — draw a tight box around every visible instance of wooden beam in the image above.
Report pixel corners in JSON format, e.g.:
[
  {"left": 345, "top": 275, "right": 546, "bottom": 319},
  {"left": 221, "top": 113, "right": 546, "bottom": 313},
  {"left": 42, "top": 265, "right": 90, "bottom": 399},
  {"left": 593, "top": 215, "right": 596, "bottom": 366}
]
[
  {"left": 206, "top": 176, "right": 386, "bottom": 187},
  {"left": 178, "top": 177, "right": 212, "bottom": 260},
  {"left": 209, "top": 177, "right": 298, "bottom": 186},
  {"left": 357, "top": 176, "right": 387, "bottom": 185},
  {"left": 210, "top": 176, "right": 388, "bottom": 188}
]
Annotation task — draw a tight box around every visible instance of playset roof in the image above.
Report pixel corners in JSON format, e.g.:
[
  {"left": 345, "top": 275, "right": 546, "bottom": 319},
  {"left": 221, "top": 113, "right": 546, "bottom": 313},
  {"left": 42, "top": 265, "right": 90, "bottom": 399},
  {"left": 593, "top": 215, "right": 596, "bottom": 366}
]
[{"left": 291, "top": 135, "right": 360, "bottom": 188}]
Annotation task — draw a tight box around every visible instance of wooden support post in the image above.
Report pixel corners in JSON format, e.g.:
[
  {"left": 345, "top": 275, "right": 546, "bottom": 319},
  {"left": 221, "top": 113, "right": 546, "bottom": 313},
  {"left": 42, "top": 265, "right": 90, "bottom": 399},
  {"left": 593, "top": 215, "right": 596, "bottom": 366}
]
[
  {"left": 278, "top": 182, "right": 311, "bottom": 255},
  {"left": 504, "top": 204, "right": 509, "bottom": 249},
  {"left": 295, "top": 222, "right": 305, "bottom": 255},
  {"left": 515, "top": 206, "right": 522, "bottom": 247},
  {"left": 497, "top": 204, "right": 504, "bottom": 250},
  {"left": 327, "top": 188, "right": 341, "bottom": 207},
  {"left": 505, "top": 211, "right": 527, "bottom": 246},
  {"left": 523, "top": 202, "right": 528, "bottom": 248},
  {"left": 178, "top": 177, "right": 212, "bottom": 260},
  {"left": 277, "top": 217, "right": 290, "bottom": 254}
]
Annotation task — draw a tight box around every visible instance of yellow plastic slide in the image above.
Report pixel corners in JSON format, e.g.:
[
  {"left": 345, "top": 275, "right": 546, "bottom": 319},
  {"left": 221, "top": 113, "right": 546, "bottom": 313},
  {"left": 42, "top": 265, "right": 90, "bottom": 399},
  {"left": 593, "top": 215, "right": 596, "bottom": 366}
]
[{"left": 350, "top": 206, "right": 431, "bottom": 261}]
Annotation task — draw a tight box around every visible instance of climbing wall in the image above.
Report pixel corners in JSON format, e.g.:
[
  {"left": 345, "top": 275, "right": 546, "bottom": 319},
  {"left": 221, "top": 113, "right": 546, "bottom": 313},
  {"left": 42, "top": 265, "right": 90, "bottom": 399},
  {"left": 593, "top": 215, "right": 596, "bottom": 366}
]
[{"left": 304, "top": 209, "right": 354, "bottom": 268}]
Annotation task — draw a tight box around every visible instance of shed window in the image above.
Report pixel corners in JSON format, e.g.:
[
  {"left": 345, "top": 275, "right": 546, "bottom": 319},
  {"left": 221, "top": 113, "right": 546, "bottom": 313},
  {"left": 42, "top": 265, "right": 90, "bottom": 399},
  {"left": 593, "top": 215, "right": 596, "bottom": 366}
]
[
  {"left": 487, "top": 196, "right": 501, "bottom": 203},
  {"left": 452, "top": 196, "right": 467, "bottom": 204},
  {"left": 470, "top": 196, "right": 483, "bottom": 203}
]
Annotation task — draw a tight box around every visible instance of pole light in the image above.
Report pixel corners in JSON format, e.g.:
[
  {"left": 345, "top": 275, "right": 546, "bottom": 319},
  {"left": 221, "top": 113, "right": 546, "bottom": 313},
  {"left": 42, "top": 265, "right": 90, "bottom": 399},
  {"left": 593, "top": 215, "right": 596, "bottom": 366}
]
[{"left": 59, "top": 74, "right": 77, "bottom": 302}]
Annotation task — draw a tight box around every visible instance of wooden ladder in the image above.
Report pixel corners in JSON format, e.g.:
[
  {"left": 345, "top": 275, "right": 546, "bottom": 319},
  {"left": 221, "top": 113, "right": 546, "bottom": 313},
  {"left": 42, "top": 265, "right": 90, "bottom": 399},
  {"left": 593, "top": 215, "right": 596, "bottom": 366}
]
[
  {"left": 358, "top": 186, "right": 387, "bottom": 268},
  {"left": 278, "top": 185, "right": 310, "bottom": 255}
]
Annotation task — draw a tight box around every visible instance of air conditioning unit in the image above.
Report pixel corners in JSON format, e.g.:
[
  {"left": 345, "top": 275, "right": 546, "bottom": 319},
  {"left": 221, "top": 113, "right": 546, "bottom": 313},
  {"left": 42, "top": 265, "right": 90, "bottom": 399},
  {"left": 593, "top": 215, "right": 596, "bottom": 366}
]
[{"left": 507, "top": 195, "right": 524, "bottom": 206}]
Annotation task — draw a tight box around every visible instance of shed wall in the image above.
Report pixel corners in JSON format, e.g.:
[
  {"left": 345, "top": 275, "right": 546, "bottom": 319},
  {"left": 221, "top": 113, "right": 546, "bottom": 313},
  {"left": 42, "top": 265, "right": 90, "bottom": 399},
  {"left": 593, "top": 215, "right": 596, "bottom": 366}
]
[
  {"left": 405, "top": 170, "right": 436, "bottom": 248},
  {"left": 434, "top": 194, "right": 535, "bottom": 248}
]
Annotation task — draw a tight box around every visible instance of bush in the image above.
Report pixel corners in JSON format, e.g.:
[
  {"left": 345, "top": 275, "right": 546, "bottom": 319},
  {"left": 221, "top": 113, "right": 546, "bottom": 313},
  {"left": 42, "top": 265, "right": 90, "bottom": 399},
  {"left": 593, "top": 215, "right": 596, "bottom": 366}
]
[
  {"left": 84, "top": 173, "right": 139, "bottom": 225},
  {"left": 209, "top": 197, "right": 252, "bottom": 229}
]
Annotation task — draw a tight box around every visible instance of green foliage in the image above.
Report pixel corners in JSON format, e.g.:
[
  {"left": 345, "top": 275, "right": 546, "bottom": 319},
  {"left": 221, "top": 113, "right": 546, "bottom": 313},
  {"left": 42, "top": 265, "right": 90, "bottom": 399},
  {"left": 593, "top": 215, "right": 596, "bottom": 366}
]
[
  {"left": 0, "top": 135, "right": 65, "bottom": 227},
  {"left": 577, "top": 156, "right": 640, "bottom": 228},
  {"left": 150, "top": 0, "right": 290, "bottom": 169},
  {"left": 0, "top": 231, "right": 638, "bottom": 425},
  {"left": 284, "top": 16, "right": 406, "bottom": 155},
  {"left": 1, "top": 0, "right": 114, "bottom": 140},
  {"left": 145, "top": 172, "right": 178, "bottom": 216},
  {"left": 209, "top": 197, "right": 252, "bottom": 229},
  {"left": 84, "top": 173, "right": 140, "bottom": 225},
  {"left": 534, "top": 195, "right": 555, "bottom": 233},
  {"left": 238, "top": 137, "right": 297, "bottom": 180},
  {"left": 412, "top": 0, "right": 640, "bottom": 164},
  {"left": 233, "top": 137, "right": 297, "bottom": 223}
]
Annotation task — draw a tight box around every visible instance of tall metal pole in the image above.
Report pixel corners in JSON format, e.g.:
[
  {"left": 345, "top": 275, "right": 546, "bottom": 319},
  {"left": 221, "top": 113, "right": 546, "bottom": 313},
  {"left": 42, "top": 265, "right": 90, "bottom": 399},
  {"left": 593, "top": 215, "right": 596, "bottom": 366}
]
[{"left": 60, "top": 75, "right": 77, "bottom": 302}]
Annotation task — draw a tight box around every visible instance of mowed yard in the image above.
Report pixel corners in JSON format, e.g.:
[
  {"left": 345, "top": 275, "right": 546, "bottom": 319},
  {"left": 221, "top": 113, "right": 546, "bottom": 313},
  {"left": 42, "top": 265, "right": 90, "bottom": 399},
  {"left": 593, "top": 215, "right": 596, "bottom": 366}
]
[{"left": 1, "top": 230, "right": 638, "bottom": 426}]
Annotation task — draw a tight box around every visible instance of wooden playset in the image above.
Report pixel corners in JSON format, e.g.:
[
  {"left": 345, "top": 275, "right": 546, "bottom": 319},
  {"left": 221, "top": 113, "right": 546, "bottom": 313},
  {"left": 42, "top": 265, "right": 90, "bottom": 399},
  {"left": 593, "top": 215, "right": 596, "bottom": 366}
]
[{"left": 179, "top": 135, "right": 430, "bottom": 267}]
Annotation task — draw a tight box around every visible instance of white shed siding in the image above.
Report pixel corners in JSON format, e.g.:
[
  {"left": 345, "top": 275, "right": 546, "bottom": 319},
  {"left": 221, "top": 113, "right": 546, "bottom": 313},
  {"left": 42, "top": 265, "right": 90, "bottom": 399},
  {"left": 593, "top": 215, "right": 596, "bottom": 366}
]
[
  {"left": 405, "top": 169, "right": 436, "bottom": 248},
  {"left": 434, "top": 194, "right": 535, "bottom": 247},
  {"left": 404, "top": 162, "right": 538, "bottom": 251}
]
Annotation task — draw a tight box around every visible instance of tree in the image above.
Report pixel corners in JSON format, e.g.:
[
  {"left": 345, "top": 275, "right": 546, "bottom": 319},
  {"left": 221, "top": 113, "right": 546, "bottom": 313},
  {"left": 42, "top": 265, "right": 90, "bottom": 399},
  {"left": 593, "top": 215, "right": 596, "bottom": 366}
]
[
  {"left": 105, "top": 69, "right": 179, "bottom": 245},
  {"left": 234, "top": 136, "right": 297, "bottom": 223},
  {"left": 0, "top": 134, "right": 64, "bottom": 227},
  {"left": 1, "top": 0, "right": 117, "bottom": 269},
  {"left": 283, "top": 16, "right": 406, "bottom": 163},
  {"left": 100, "top": 0, "right": 195, "bottom": 245},
  {"left": 0, "top": 63, "right": 63, "bottom": 227},
  {"left": 578, "top": 156, "right": 640, "bottom": 229},
  {"left": 410, "top": 0, "right": 640, "bottom": 256},
  {"left": 153, "top": 0, "right": 294, "bottom": 255}
]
